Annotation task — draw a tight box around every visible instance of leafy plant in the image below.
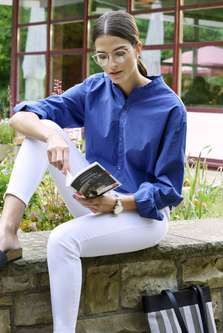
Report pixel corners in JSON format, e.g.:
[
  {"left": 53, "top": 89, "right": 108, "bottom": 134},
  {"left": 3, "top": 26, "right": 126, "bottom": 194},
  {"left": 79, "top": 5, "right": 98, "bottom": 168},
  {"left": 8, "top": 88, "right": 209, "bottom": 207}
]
[
  {"left": 20, "top": 172, "right": 72, "bottom": 232},
  {"left": 0, "top": 4, "right": 12, "bottom": 118},
  {"left": 0, "top": 151, "right": 72, "bottom": 232},
  {"left": 171, "top": 147, "right": 223, "bottom": 220},
  {"left": 0, "top": 152, "right": 14, "bottom": 207},
  {"left": 0, "top": 119, "right": 15, "bottom": 144}
]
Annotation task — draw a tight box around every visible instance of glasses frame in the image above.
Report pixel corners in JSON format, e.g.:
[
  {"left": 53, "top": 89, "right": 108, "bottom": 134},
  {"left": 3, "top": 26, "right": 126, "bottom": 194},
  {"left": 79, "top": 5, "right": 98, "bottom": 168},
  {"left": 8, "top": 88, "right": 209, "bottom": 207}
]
[{"left": 91, "top": 47, "right": 132, "bottom": 67}]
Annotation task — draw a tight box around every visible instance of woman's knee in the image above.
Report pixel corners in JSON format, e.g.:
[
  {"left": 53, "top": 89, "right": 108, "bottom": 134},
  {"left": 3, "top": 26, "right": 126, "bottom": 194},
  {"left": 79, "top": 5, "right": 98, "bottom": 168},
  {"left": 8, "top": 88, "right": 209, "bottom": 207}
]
[
  {"left": 47, "top": 223, "right": 81, "bottom": 258},
  {"left": 40, "top": 119, "right": 62, "bottom": 132},
  {"left": 40, "top": 119, "right": 70, "bottom": 143}
]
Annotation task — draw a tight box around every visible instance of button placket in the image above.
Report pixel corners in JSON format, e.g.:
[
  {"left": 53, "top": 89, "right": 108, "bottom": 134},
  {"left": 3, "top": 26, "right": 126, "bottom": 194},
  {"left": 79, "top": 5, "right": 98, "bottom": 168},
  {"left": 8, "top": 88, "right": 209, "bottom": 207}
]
[{"left": 117, "top": 107, "right": 127, "bottom": 172}]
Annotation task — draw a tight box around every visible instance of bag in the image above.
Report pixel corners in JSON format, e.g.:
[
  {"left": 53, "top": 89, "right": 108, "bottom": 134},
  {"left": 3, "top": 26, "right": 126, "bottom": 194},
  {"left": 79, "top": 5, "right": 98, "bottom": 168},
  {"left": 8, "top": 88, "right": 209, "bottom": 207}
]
[{"left": 142, "top": 285, "right": 217, "bottom": 333}]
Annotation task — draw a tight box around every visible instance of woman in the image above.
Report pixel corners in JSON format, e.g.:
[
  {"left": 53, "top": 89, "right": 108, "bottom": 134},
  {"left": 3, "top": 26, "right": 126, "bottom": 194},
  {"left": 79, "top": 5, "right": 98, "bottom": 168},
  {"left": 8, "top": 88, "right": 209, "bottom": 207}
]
[{"left": 0, "top": 11, "right": 186, "bottom": 333}]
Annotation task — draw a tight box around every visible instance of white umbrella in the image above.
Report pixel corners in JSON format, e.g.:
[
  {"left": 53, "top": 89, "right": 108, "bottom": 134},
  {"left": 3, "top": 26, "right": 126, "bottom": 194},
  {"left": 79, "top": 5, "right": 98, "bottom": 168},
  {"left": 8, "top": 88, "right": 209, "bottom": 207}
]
[
  {"left": 22, "top": 1, "right": 46, "bottom": 100},
  {"left": 141, "top": 0, "right": 164, "bottom": 76}
]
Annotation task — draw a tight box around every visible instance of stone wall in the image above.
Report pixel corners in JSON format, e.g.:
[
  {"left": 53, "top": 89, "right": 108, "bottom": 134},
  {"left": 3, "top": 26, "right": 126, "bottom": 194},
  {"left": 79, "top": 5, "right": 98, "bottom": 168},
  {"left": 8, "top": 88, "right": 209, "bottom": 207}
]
[{"left": 1, "top": 218, "right": 223, "bottom": 332}]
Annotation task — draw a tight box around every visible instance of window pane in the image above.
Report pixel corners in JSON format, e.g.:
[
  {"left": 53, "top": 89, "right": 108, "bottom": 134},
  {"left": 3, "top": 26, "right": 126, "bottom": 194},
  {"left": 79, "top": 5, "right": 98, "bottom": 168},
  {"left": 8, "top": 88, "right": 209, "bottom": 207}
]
[
  {"left": 183, "top": 0, "right": 223, "bottom": 5},
  {"left": 135, "top": 12, "right": 174, "bottom": 45},
  {"left": 89, "top": 0, "right": 127, "bottom": 15},
  {"left": 18, "top": 55, "right": 46, "bottom": 101},
  {"left": 132, "top": 0, "right": 175, "bottom": 11},
  {"left": 52, "top": 0, "right": 84, "bottom": 20},
  {"left": 141, "top": 49, "right": 173, "bottom": 86},
  {"left": 51, "top": 54, "right": 82, "bottom": 92},
  {"left": 52, "top": 22, "right": 83, "bottom": 50},
  {"left": 19, "top": 0, "right": 47, "bottom": 24},
  {"left": 88, "top": 19, "right": 96, "bottom": 49},
  {"left": 19, "top": 25, "right": 47, "bottom": 52},
  {"left": 183, "top": 8, "right": 223, "bottom": 42},
  {"left": 87, "top": 52, "right": 102, "bottom": 76},
  {"left": 180, "top": 47, "right": 223, "bottom": 108}
]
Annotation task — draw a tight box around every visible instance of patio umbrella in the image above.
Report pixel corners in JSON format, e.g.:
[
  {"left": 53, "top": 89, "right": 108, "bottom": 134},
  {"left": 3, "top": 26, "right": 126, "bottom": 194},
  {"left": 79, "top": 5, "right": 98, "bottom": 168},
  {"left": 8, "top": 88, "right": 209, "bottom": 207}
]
[
  {"left": 22, "top": 2, "right": 46, "bottom": 100},
  {"left": 163, "top": 46, "right": 223, "bottom": 75},
  {"left": 141, "top": 0, "right": 164, "bottom": 76}
]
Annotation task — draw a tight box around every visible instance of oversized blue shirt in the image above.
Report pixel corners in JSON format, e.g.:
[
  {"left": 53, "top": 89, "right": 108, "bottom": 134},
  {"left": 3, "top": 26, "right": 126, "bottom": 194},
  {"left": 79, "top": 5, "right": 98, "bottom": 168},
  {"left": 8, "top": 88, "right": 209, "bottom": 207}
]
[{"left": 14, "top": 73, "right": 187, "bottom": 220}]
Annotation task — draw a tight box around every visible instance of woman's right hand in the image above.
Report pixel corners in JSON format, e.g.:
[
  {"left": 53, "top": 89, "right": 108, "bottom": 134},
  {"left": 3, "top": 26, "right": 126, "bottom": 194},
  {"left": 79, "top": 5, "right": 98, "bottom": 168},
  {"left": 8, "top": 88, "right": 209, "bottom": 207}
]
[{"left": 46, "top": 132, "right": 70, "bottom": 174}]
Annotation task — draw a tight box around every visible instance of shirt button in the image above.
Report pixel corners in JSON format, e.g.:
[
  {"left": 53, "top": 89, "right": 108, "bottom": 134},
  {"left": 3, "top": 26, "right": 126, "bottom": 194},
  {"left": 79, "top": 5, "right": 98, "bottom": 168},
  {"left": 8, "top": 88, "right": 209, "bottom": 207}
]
[{"left": 117, "top": 166, "right": 121, "bottom": 170}]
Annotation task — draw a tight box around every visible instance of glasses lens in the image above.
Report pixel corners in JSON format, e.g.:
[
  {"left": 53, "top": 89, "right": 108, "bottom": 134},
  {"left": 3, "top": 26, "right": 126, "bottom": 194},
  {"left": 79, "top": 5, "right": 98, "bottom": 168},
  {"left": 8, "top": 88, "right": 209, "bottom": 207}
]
[
  {"left": 92, "top": 54, "right": 108, "bottom": 67},
  {"left": 113, "top": 50, "right": 128, "bottom": 64},
  {"left": 92, "top": 49, "right": 128, "bottom": 66}
]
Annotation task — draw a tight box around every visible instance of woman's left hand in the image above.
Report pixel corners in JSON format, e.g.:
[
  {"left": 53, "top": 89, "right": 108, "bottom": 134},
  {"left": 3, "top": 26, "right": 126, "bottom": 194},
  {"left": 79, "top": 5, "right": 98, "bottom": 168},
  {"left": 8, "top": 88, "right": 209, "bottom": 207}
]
[{"left": 73, "top": 193, "right": 117, "bottom": 214}]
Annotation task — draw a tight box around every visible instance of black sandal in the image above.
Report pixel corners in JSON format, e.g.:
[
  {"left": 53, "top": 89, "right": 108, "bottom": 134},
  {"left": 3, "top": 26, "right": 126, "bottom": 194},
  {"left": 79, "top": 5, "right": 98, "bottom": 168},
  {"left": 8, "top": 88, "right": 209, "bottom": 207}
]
[{"left": 0, "top": 248, "right": 23, "bottom": 269}]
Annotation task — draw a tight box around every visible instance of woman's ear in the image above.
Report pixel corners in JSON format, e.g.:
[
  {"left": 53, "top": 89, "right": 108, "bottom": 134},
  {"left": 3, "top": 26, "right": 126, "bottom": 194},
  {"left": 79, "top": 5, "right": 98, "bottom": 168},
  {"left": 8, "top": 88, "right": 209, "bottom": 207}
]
[{"left": 135, "top": 41, "right": 143, "bottom": 58}]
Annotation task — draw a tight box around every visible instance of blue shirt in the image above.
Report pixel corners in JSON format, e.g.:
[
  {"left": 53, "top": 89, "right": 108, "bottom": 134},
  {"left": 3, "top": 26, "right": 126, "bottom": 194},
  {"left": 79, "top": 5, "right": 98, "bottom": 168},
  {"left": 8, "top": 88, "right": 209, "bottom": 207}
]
[{"left": 14, "top": 73, "right": 187, "bottom": 220}]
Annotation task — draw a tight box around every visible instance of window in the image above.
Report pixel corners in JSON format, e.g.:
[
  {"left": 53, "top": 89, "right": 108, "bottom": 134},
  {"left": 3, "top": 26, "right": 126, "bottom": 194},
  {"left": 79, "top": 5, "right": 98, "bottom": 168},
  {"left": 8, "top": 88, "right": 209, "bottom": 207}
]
[
  {"left": 89, "top": 0, "right": 127, "bottom": 15},
  {"left": 12, "top": 0, "right": 223, "bottom": 105},
  {"left": 183, "top": 8, "right": 223, "bottom": 43},
  {"left": 181, "top": 46, "right": 223, "bottom": 108}
]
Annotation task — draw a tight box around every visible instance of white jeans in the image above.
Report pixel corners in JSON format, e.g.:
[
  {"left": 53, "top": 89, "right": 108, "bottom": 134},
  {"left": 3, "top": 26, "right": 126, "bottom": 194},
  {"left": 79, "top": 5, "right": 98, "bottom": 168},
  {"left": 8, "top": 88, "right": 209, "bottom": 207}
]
[{"left": 5, "top": 120, "right": 169, "bottom": 333}]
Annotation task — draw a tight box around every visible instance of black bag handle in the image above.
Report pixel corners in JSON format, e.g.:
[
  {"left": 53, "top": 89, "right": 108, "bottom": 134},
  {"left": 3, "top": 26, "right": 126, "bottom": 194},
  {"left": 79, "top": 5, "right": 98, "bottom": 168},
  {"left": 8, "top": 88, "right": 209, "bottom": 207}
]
[
  {"left": 161, "top": 289, "right": 189, "bottom": 333},
  {"left": 191, "top": 285, "right": 209, "bottom": 333},
  {"left": 162, "top": 286, "right": 210, "bottom": 333}
]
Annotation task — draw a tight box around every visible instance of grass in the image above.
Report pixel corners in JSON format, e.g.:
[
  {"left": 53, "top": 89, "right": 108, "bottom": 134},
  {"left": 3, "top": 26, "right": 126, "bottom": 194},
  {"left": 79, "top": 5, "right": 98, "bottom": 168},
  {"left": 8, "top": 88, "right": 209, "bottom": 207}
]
[{"left": 171, "top": 147, "right": 223, "bottom": 220}]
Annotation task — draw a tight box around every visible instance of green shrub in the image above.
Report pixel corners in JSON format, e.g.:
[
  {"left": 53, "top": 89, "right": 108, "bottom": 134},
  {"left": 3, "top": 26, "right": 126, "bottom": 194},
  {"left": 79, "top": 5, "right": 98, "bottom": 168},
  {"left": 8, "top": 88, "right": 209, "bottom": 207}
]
[
  {"left": 0, "top": 152, "right": 14, "bottom": 207},
  {"left": 0, "top": 120, "right": 15, "bottom": 144},
  {"left": 21, "top": 172, "right": 72, "bottom": 232},
  {"left": 0, "top": 151, "right": 72, "bottom": 232},
  {"left": 171, "top": 147, "right": 223, "bottom": 220}
]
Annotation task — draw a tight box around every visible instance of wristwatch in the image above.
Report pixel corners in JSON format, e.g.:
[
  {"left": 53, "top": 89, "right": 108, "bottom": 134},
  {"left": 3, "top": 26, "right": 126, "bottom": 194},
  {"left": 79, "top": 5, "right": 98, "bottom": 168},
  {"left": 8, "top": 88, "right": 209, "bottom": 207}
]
[{"left": 112, "top": 198, "right": 124, "bottom": 215}]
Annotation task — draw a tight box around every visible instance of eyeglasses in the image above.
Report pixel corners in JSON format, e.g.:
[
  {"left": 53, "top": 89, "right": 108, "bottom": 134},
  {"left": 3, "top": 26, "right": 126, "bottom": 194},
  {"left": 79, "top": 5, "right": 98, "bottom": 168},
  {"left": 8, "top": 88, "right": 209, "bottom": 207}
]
[{"left": 92, "top": 48, "right": 131, "bottom": 67}]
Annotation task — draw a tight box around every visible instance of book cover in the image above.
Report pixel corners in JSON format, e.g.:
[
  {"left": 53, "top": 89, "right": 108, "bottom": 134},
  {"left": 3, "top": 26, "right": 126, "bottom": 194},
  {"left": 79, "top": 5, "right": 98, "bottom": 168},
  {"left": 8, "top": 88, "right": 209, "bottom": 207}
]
[{"left": 66, "top": 162, "right": 121, "bottom": 198}]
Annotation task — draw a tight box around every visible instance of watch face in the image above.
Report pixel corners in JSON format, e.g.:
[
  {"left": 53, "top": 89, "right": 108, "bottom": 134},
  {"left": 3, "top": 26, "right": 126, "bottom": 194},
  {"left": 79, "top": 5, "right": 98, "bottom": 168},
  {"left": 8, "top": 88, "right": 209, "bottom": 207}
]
[{"left": 114, "top": 199, "right": 124, "bottom": 214}]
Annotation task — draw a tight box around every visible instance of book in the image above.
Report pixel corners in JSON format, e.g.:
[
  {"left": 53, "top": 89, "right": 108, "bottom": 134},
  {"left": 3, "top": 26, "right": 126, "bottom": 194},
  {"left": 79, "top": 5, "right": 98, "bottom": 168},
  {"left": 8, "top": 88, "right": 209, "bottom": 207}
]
[{"left": 65, "top": 161, "right": 121, "bottom": 198}]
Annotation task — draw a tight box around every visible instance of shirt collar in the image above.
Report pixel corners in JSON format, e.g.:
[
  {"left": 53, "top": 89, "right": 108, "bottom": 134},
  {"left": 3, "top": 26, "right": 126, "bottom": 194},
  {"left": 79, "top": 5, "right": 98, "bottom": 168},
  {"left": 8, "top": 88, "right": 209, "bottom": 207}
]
[{"left": 104, "top": 73, "right": 164, "bottom": 103}]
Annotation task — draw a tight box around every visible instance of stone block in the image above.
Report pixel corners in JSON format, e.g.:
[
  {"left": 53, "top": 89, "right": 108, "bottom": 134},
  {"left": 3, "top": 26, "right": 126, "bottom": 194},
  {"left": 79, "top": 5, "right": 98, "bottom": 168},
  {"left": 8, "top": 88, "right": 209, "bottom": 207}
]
[
  {"left": 182, "top": 256, "right": 223, "bottom": 288},
  {"left": 0, "top": 295, "right": 13, "bottom": 306},
  {"left": 16, "top": 326, "right": 52, "bottom": 333},
  {"left": 85, "top": 264, "right": 119, "bottom": 314},
  {"left": 79, "top": 289, "right": 85, "bottom": 315},
  {"left": 121, "top": 260, "right": 177, "bottom": 308},
  {"left": 0, "top": 273, "right": 37, "bottom": 292},
  {"left": 39, "top": 273, "right": 49, "bottom": 287},
  {"left": 210, "top": 289, "right": 223, "bottom": 332},
  {"left": 76, "top": 312, "right": 147, "bottom": 333},
  {"left": 0, "top": 309, "right": 11, "bottom": 333},
  {"left": 15, "top": 292, "right": 52, "bottom": 326}
]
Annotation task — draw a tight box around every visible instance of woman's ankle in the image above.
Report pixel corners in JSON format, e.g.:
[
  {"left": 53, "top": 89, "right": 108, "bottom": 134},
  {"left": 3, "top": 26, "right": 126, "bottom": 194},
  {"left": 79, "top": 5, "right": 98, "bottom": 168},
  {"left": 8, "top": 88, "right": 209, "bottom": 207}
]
[
  {"left": 0, "top": 194, "right": 25, "bottom": 234},
  {"left": 0, "top": 220, "right": 19, "bottom": 236},
  {"left": 0, "top": 228, "right": 21, "bottom": 252}
]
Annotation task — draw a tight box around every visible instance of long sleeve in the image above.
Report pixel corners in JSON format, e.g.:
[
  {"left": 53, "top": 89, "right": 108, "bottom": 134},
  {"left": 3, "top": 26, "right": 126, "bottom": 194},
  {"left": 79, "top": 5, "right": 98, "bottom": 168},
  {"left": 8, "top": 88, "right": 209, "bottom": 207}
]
[
  {"left": 13, "top": 81, "right": 87, "bottom": 129},
  {"left": 133, "top": 106, "right": 187, "bottom": 220}
]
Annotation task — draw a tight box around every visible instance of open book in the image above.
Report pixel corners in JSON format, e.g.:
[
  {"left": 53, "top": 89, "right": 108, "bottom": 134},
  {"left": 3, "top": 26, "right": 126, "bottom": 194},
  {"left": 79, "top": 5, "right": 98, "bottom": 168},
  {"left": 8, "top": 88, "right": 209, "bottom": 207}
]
[{"left": 66, "top": 162, "right": 121, "bottom": 198}]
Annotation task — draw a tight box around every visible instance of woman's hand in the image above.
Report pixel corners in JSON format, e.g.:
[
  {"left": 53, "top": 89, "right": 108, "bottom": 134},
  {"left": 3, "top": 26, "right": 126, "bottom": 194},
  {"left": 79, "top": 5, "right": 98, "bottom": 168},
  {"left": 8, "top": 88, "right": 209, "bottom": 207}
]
[
  {"left": 73, "top": 193, "right": 117, "bottom": 214},
  {"left": 46, "top": 132, "right": 70, "bottom": 174}
]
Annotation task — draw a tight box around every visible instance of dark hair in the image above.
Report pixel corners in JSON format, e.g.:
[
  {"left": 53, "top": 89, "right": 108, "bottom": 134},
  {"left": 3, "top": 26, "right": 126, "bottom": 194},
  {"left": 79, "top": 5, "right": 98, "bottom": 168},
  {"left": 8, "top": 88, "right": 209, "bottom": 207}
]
[{"left": 92, "top": 11, "right": 148, "bottom": 77}]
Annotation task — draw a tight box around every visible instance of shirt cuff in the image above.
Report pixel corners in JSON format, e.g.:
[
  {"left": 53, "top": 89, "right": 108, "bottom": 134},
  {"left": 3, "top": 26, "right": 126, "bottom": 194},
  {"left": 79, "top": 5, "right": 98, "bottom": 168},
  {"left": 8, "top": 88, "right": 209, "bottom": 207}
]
[
  {"left": 134, "top": 182, "right": 164, "bottom": 220},
  {"left": 13, "top": 101, "right": 48, "bottom": 119}
]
